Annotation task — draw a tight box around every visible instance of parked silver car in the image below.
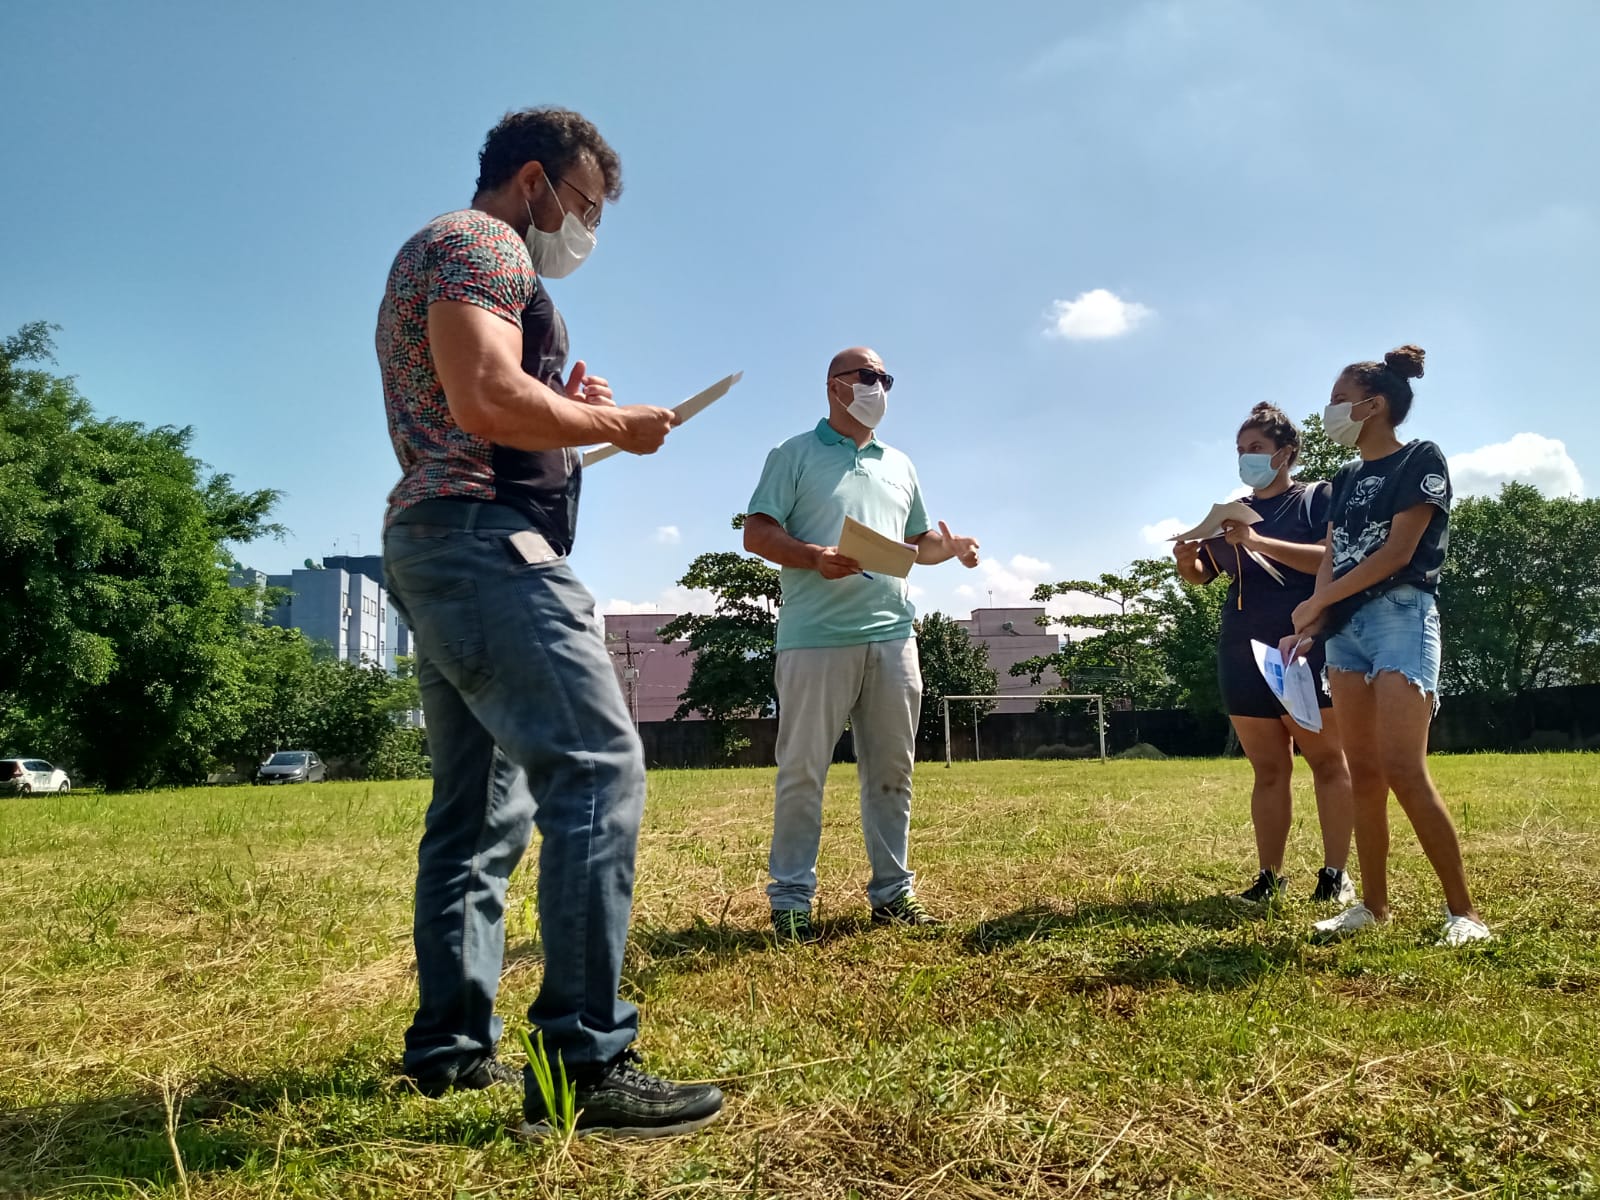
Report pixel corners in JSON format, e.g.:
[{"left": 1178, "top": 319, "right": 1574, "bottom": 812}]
[
  {"left": 254, "top": 751, "right": 326, "bottom": 785},
  {"left": 1, "top": 758, "right": 71, "bottom": 795}
]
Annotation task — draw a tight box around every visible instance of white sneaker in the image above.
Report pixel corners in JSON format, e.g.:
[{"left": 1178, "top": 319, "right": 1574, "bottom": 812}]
[
  {"left": 1438, "top": 913, "right": 1493, "bottom": 947},
  {"left": 1313, "top": 903, "right": 1377, "bottom": 936}
]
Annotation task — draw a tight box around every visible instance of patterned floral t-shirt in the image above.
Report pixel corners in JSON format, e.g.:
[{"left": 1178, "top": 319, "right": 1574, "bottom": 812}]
[{"left": 376, "top": 209, "right": 579, "bottom": 542}]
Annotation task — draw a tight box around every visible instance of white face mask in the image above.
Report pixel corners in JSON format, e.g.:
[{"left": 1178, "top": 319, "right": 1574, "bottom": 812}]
[
  {"left": 524, "top": 174, "right": 595, "bottom": 279},
  {"left": 1323, "top": 399, "right": 1370, "bottom": 448},
  {"left": 846, "top": 381, "right": 887, "bottom": 429}
]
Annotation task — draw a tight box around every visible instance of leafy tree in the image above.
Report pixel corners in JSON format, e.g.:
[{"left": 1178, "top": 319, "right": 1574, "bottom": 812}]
[
  {"left": 220, "top": 627, "right": 422, "bottom": 778},
  {"left": 1146, "top": 567, "right": 1230, "bottom": 714},
  {"left": 657, "top": 517, "right": 782, "bottom": 761},
  {"left": 1014, "top": 560, "right": 1179, "bottom": 709},
  {"left": 1292, "top": 412, "right": 1358, "bottom": 485},
  {"left": 1439, "top": 483, "right": 1600, "bottom": 697},
  {"left": 913, "top": 612, "right": 998, "bottom": 747},
  {"left": 0, "top": 323, "right": 281, "bottom": 788},
  {"left": 1011, "top": 558, "right": 1229, "bottom": 714}
]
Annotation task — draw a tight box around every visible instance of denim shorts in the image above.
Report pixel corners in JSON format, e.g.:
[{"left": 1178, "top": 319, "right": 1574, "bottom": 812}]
[{"left": 1324, "top": 584, "right": 1442, "bottom": 702}]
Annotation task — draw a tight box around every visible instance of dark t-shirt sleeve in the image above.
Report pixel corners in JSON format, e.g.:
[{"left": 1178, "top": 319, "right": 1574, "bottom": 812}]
[
  {"left": 1390, "top": 441, "right": 1453, "bottom": 515},
  {"left": 1308, "top": 481, "right": 1334, "bottom": 530}
]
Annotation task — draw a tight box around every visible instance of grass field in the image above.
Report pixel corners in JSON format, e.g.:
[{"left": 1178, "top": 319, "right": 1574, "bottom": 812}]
[{"left": 2, "top": 755, "right": 1598, "bottom": 1199}]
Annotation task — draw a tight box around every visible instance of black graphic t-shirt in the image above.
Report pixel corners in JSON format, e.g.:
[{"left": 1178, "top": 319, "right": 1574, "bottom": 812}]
[
  {"left": 1328, "top": 440, "right": 1451, "bottom": 602},
  {"left": 1205, "top": 482, "right": 1331, "bottom": 643}
]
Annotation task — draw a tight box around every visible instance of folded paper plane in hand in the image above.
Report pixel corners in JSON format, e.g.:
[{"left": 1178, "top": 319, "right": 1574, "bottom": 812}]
[
  {"left": 582, "top": 371, "right": 744, "bottom": 467},
  {"left": 837, "top": 516, "right": 917, "bottom": 578},
  {"left": 1168, "top": 501, "right": 1262, "bottom": 543},
  {"left": 1172, "top": 501, "right": 1286, "bottom": 585}
]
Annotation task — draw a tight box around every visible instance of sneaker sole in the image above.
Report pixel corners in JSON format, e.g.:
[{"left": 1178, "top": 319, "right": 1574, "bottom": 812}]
[{"left": 517, "top": 1107, "right": 723, "bottom": 1141}]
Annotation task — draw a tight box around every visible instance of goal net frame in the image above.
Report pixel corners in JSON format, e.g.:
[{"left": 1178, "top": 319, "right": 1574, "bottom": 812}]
[{"left": 938, "top": 694, "right": 1107, "bottom": 767}]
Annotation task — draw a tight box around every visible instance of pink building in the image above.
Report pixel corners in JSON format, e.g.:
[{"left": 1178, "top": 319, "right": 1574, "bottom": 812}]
[
  {"left": 603, "top": 613, "right": 699, "bottom": 723},
  {"left": 604, "top": 606, "right": 1062, "bottom": 723}
]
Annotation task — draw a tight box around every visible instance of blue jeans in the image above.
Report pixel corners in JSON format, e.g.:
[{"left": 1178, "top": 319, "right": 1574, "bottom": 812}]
[
  {"left": 384, "top": 500, "right": 644, "bottom": 1083},
  {"left": 1325, "top": 584, "right": 1443, "bottom": 704}
]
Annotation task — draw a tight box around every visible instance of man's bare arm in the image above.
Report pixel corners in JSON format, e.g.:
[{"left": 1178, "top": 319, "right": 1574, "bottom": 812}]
[
  {"left": 428, "top": 301, "right": 672, "bottom": 455},
  {"left": 743, "top": 513, "right": 861, "bottom": 578}
]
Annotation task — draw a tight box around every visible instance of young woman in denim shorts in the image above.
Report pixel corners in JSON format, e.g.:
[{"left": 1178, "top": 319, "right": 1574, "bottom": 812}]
[
  {"left": 1281, "top": 345, "right": 1491, "bottom": 946},
  {"left": 1174, "top": 404, "right": 1354, "bottom": 907}
]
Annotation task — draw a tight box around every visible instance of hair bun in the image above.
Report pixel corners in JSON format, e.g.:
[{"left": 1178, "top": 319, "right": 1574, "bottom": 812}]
[{"left": 1384, "top": 345, "right": 1426, "bottom": 380}]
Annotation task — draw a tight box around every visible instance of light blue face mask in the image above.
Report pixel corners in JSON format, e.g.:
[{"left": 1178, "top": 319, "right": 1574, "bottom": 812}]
[{"left": 1238, "top": 452, "right": 1281, "bottom": 490}]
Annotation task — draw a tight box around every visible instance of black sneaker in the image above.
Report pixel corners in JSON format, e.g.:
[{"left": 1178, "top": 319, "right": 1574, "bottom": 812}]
[
  {"left": 771, "top": 908, "right": 818, "bottom": 943},
  {"left": 1310, "top": 866, "right": 1356, "bottom": 905},
  {"left": 519, "top": 1049, "right": 724, "bottom": 1140},
  {"left": 407, "top": 1054, "right": 520, "bottom": 1098},
  {"left": 871, "top": 892, "right": 940, "bottom": 927},
  {"left": 1238, "top": 869, "right": 1287, "bottom": 904}
]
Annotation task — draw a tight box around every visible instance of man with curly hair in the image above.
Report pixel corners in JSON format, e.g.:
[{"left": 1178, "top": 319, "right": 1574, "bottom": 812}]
[{"left": 376, "top": 106, "right": 723, "bottom": 1138}]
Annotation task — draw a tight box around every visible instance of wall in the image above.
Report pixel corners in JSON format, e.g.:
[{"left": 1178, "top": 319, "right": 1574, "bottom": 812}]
[{"left": 957, "top": 607, "right": 1064, "bottom": 711}]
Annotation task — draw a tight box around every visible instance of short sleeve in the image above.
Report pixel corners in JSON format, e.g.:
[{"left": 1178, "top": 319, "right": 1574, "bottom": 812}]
[
  {"left": 747, "top": 445, "right": 798, "bottom": 527},
  {"left": 425, "top": 217, "right": 533, "bottom": 325},
  {"left": 1392, "top": 442, "right": 1453, "bottom": 514},
  {"left": 904, "top": 464, "right": 932, "bottom": 540},
  {"left": 1308, "top": 481, "right": 1334, "bottom": 530}
]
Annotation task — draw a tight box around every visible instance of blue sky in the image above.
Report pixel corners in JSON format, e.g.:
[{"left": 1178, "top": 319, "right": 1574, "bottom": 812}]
[{"left": 4, "top": 0, "right": 1595, "bottom": 622}]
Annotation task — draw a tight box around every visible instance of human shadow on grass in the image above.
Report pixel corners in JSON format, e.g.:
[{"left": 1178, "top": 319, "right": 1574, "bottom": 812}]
[
  {"left": 964, "top": 899, "right": 1304, "bottom": 994},
  {"left": 0, "top": 1052, "right": 512, "bottom": 1193},
  {"left": 965, "top": 894, "right": 1274, "bottom": 952}
]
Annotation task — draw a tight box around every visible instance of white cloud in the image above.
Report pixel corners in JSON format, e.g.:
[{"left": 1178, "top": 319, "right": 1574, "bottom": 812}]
[
  {"left": 602, "top": 585, "right": 715, "bottom": 617},
  {"left": 1044, "top": 289, "right": 1154, "bottom": 341},
  {"left": 653, "top": 525, "right": 682, "bottom": 545},
  {"left": 1450, "top": 434, "right": 1585, "bottom": 499},
  {"left": 907, "top": 584, "right": 927, "bottom": 601},
  {"left": 1010, "top": 553, "right": 1053, "bottom": 576},
  {"left": 1141, "top": 518, "right": 1187, "bottom": 545}
]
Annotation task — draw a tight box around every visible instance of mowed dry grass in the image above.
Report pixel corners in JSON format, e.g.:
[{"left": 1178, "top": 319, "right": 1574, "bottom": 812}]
[{"left": 1, "top": 755, "right": 1598, "bottom": 1198}]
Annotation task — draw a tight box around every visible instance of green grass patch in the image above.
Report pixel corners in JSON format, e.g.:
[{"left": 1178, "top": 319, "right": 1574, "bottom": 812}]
[{"left": 1, "top": 755, "right": 1597, "bottom": 1197}]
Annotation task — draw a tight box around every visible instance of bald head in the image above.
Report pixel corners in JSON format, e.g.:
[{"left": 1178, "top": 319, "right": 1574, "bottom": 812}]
[{"left": 828, "top": 346, "right": 883, "bottom": 376}]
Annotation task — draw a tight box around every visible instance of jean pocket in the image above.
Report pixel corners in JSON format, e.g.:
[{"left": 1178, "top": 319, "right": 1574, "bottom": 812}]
[
  {"left": 1381, "top": 586, "right": 1421, "bottom": 610},
  {"left": 406, "top": 578, "right": 493, "bottom": 695}
]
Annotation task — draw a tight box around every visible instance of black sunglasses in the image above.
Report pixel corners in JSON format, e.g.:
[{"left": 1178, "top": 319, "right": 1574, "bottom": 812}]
[{"left": 831, "top": 367, "right": 894, "bottom": 392}]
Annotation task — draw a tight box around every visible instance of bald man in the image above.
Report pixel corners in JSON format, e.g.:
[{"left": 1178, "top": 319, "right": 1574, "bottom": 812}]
[{"left": 743, "top": 347, "right": 981, "bottom": 942}]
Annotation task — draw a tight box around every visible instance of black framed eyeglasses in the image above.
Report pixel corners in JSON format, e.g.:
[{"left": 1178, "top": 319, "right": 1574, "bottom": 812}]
[
  {"left": 831, "top": 367, "right": 894, "bottom": 392},
  {"left": 553, "top": 176, "right": 602, "bottom": 230}
]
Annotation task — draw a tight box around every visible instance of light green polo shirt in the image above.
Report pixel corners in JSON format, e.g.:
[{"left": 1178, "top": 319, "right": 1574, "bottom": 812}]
[{"left": 747, "top": 418, "right": 932, "bottom": 651}]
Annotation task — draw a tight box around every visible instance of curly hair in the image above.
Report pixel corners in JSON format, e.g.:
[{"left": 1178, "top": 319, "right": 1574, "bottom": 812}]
[
  {"left": 1238, "top": 402, "right": 1300, "bottom": 465},
  {"left": 1340, "top": 344, "right": 1426, "bottom": 425},
  {"left": 474, "top": 107, "right": 622, "bottom": 201}
]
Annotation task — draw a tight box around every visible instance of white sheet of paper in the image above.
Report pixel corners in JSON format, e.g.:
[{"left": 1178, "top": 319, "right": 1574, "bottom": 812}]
[
  {"left": 1250, "top": 639, "right": 1323, "bottom": 732},
  {"left": 837, "top": 516, "right": 917, "bottom": 578},
  {"left": 1170, "top": 501, "right": 1262, "bottom": 543},
  {"left": 582, "top": 371, "right": 744, "bottom": 467}
]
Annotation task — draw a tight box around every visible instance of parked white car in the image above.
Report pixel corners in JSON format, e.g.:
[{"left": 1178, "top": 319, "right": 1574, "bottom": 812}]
[{"left": 1, "top": 758, "right": 71, "bottom": 795}]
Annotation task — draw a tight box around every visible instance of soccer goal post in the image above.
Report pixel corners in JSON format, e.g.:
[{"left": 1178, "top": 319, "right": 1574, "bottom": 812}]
[{"left": 939, "top": 694, "right": 1107, "bottom": 767}]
